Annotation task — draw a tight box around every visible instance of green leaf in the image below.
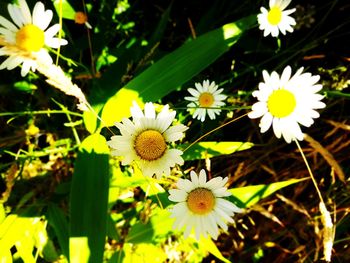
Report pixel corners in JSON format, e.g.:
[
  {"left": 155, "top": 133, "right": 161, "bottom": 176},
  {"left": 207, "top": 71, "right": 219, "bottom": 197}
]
[
  {"left": 181, "top": 141, "right": 254, "bottom": 160},
  {"left": 46, "top": 203, "right": 69, "bottom": 258},
  {"left": 53, "top": 0, "right": 76, "bottom": 20},
  {"left": 229, "top": 178, "right": 309, "bottom": 208},
  {"left": 69, "top": 134, "right": 110, "bottom": 263},
  {"left": 199, "top": 236, "right": 231, "bottom": 263},
  {"left": 125, "top": 209, "right": 173, "bottom": 244},
  {"left": 0, "top": 215, "right": 44, "bottom": 262},
  {"left": 15, "top": 237, "right": 36, "bottom": 263},
  {"left": 14, "top": 81, "right": 37, "bottom": 92},
  {"left": 70, "top": 237, "right": 90, "bottom": 263},
  {"left": 0, "top": 249, "right": 12, "bottom": 263},
  {"left": 0, "top": 204, "right": 5, "bottom": 224},
  {"left": 122, "top": 243, "right": 167, "bottom": 263},
  {"left": 100, "top": 89, "right": 143, "bottom": 128},
  {"left": 96, "top": 15, "right": 256, "bottom": 128}
]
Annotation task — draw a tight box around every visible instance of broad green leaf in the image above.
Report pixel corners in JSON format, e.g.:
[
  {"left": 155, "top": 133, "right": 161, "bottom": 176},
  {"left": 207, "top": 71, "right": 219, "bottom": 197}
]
[
  {"left": 69, "top": 134, "right": 110, "bottom": 263},
  {"left": 229, "top": 178, "right": 309, "bottom": 208},
  {"left": 46, "top": 203, "right": 69, "bottom": 258},
  {"left": 95, "top": 15, "right": 256, "bottom": 128},
  {"left": 199, "top": 236, "right": 231, "bottom": 263},
  {"left": 126, "top": 209, "right": 174, "bottom": 244},
  {"left": 181, "top": 141, "right": 254, "bottom": 160}
]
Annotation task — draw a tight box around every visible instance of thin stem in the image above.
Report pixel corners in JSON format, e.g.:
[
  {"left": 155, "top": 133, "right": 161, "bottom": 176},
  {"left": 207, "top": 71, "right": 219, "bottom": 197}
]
[
  {"left": 294, "top": 139, "right": 325, "bottom": 204},
  {"left": 64, "top": 111, "right": 81, "bottom": 145},
  {"left": 82, "top": 0, "right": 96, "bottom": 75},
  {"left": 184, "top": 113, "right": 249, "bottom": 152},
  {"left": 55, "top": 0, "right": 63, "bottom": 65},
  {"left": 0, "top": 110, "right": 82, "bottom": 117},
  {"left": 85, "top": 103, "right": 116, "bottom": 136}
]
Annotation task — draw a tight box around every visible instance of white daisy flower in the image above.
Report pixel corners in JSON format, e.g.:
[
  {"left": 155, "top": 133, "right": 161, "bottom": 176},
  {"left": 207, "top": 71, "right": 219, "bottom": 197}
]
[
  {"left": 0, "top": 0, "right": 68, "bottom": 76},
  {"left": 257, "top": 0, "right": 296, "bottom": 37},
  {"left": 248, "top": 66, "right": 326, "bottom": 143},
  {"left": 168, "top": 169, "right": 242, "bottom": 240},
  {"left": 107, "top": 102, "right": 188, "bottom": 179},
  {"left": 185, "top": 80, "right": 227, "bottom": 122}
]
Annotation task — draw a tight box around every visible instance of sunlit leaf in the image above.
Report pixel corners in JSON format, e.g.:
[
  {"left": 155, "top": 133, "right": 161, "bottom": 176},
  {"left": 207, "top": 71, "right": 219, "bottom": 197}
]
[
  {"left": 126, "top": 209, "right": 174, "bottom": 244},
  {"left": 199, "top": 236, "right": 231, "bottom": 263},
  {"left": 70, "top": 237, "right": 90, "bottom": 263},
  {"left": 90, "top": 15, "right": 256, "bottom": 130},
  {"left": 14, "top": 81, "right": 37, "bottom": 92},
  {"left": 229, "top": 178, "right": 309, "bottom": 208},
  {"left": 181, "top": 141, "right": 254, "bottom": 160},
  {"left": 100, "top": 89, "right": 143, "bottom": 127},
  {"left": 53, "top": 0, "right": 76, "bottom": 20},
  {"left": 0, "top": 204, "right": 5, "bottom": 224},
  {"left": 15, "top": 237, "right": 36, "bottom": 263},
  {"left": 0, "top": 215, "right": 44, "bottom": 263},
  {"left": 0, "top": 249, "right": 12, "bottom": 263},
  {"left": 122, "top": 243, "right": 167, "bottom": 263}
]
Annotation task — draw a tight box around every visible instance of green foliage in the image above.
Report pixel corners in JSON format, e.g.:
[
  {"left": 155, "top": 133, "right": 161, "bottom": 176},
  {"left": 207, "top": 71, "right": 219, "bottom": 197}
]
[
  {"left": 0, "top": 215, "right": 51, "bottom": 262},
  {"left": 84, "top": 15, "right": 256, "bottom": 132},
  {"left": 126, "top": 208, "right": 173, "bottom": 244},
  {"left": 181, "top": 141, "right": 254, "bottom": 160},
  {"left": 229, "top": 178, "right": 309, "bottom": 207},
  {"left": 46, "top": 203, "right": 69, "bottom": 259},
  {"left": 53, "top": 0, "right": 76, "bottom": 20},
  {"left": 69, "top": 134, "right": 110, "bottom": 263},
  {"left": 1, "top": 0, "right": 348, "bottom": 262}
]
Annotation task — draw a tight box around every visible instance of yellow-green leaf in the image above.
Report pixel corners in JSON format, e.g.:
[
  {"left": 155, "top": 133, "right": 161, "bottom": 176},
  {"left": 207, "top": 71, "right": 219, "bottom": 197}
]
[
  {"left": 229, "top": 178, "right": 309, "bottom": 207},
  {"left": 199, "top": 236, "right": 231, "bottom": 263},
  {"left": 181, "top": 141, "right": 254, "bottom": 160}
]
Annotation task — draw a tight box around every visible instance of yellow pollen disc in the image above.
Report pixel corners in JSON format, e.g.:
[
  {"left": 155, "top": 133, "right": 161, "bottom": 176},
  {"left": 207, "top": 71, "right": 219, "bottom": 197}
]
[
  {"left": 187, "top": 188, "right": 215, "bottom": 215},
  {"left": 134, "top": 130, "right": 167, "bottom": 161},
  {"left": 75, "top": 12, "right": 88, "bottom": 24},
  {"left": 267, "top": 6, "right": 282, "bottom": 25},
  {"left": 198, "top": 92, "right": 215, "bottom": 107},
  {"left": 16, "top": 24, "right": 45, "bottom": 52},
  {"left": 267, "top": 89, "right": 296, "bottom": 118}
]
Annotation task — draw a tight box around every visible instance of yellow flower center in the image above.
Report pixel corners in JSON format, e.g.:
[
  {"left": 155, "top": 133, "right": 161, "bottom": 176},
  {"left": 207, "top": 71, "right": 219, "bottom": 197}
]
[
  {"left": 134, "top": 130, "right": 167, "bottom": 161},
  {"left": 187, "top": 188, "right": 215, "bottom": 215},
  {"left": 267, "top": 89, "right": 296, "bottom": 118},
  {"left": 267, "top": 6, "right": 282, "bottom": 26},
  {"left": 16, "top": 24, "right": 45, "bottom": 52},
  {"left": 198, "top": 92, "right": 214, "bottom": 107}
]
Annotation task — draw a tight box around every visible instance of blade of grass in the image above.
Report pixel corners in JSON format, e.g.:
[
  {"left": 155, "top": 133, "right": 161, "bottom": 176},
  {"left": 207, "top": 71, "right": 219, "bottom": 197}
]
[
  {"left": 86, "top": 15, "right": 256, "bottom": 130},
  {"left": 46, "top": 203, "right": 69, "bottom": 259},
  {"left": 69, "top": 134, "right": 110, "bottom": 263}
]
